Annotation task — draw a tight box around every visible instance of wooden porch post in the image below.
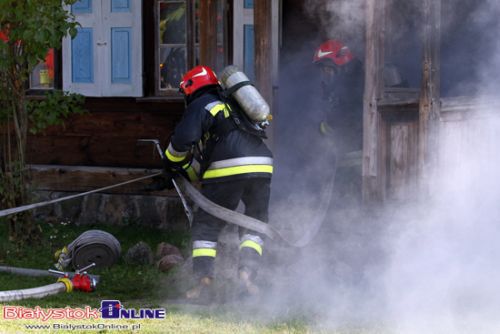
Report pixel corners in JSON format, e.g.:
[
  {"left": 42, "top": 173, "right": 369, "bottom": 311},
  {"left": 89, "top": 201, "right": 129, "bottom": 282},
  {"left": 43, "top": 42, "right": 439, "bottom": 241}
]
[
  {"left": 199, "top": 0, "right": 218, "bottom": 68},
  {"left": 363, "top": 0, "right": 385, "bottom": 203},
  {"left": 254, "top": 0, "right": 273, "bottom": 105},
  {"left": 254, "top": 0, "right": 274, "bottom": 147},
  {"left": 418, "top": 0, "right": 441, "bottom": 194}
]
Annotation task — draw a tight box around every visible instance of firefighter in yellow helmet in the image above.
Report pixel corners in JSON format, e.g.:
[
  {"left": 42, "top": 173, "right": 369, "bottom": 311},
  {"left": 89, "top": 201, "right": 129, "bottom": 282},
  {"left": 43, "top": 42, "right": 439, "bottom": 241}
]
[{"left": 164, "top": 65, "right": 273, "bottom": 302}]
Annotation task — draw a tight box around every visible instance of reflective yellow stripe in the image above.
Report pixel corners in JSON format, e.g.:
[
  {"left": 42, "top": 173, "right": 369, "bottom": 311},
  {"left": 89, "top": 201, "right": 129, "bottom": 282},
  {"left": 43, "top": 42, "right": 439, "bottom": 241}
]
[
  {"left": 165, "top": 148, "right": 186, "bottom": 163},
  {"left": 209, "top": 104, "right": 230, "bottom": 118},
  {"left": 57, "top": 277, "right": 73, "bottom": 293},
  {"left": 182, "top": 163, "right": 199, "bottom": 182},
  {"left": 186, "top": 166, "right": 198, "bottom": 181},
  {"left": 203, "top": 165, "right": 273, "bottom": 179},
  {"left": 192, "top": 248, "right": 217, "bottom": 258},
  {"left": 239, "top": 240, "right": 263, "bottom": 256}
]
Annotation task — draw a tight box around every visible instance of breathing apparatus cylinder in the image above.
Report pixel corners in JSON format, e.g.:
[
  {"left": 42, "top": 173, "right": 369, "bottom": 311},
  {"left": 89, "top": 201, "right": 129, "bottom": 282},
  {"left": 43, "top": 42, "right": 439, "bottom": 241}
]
[{"left": 219, "top": 65, "right": 271, "bottom": 123}]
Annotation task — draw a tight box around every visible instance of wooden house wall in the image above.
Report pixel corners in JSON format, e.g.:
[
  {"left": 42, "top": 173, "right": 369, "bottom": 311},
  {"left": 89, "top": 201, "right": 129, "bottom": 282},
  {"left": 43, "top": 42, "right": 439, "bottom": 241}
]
[
  {"left": 26, "top": 99, "right": 184, "bottom": 169},
  {"left": 439, "top": 100, "right": 500, "bottom": 176},
  {"left": 380, "top": 105, "right": 419, "bottom": 202}
]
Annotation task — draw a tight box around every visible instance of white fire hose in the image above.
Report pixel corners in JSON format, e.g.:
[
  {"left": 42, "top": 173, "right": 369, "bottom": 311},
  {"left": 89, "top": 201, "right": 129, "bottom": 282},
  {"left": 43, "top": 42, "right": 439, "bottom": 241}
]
[
  {"left": 0, "top": 282, "right": 69, "bottom": 302},
  {"left": 0, "top": 141, "right": 336, "bottom": 248}
]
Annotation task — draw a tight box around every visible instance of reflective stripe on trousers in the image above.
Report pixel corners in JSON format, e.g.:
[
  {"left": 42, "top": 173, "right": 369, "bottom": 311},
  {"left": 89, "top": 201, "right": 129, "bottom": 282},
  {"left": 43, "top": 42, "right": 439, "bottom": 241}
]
[
  {"left": 239, "top": 234, "right": 264, "bottom": 256},
  {"left": 192, "top": 240, "right": 217, "bottom": 258},
  {"left": 203, "top": 157, "right": 273, "bottom": 179}
]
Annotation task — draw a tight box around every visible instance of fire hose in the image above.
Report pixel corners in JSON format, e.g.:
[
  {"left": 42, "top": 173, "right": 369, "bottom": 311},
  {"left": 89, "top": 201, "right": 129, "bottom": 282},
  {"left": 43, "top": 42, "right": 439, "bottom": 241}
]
[
  {"left": 0, "top": 142, "right": 335, "bottom": 248},
  {"left": 0, "top": 265, "right": 100, "bottom": 282},
  {"left": 0, "top": 263, "right": 97, "bottom": 302},
  {"left": 141, "top": 139, "right": 336, "bottom": 248},
  {"left": 54, "top": 230, "right": 121, "bottom": 270},
  {"left": 0, "top": 230, "right": 117, "bottom": 301},
  {"left": 0, "top": 282, "right": 69, "bottom": 302}
]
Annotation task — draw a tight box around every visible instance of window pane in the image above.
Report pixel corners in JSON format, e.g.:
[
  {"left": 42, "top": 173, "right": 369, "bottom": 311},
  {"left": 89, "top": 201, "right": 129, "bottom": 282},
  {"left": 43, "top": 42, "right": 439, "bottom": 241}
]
[
  {"left": 385, "top": 1, "right": 422, "bottom": 89},
  {"left": 160, "top": 2, "right": 186, "bottom": 44},
  {"left": 243, "top": 24, "right": 255, "bottom": 81},
  {"left": 160, "top": 46, "right": 186, "bottom": 89},
  {"left": 441, "top": 0, "right": 499, "bottom": 97},
  {"left": 244, "top": 0, "right": 254, "bottom": 9},
  {"left": 30, "top": 49, "right": 55, "bottom": 89}
]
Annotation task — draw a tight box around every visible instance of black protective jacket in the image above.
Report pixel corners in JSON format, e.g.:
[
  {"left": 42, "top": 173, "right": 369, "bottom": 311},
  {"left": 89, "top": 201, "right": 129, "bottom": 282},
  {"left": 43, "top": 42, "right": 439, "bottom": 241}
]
[{"left": 166, "top": 91, "right": 273, "bottom": 183}]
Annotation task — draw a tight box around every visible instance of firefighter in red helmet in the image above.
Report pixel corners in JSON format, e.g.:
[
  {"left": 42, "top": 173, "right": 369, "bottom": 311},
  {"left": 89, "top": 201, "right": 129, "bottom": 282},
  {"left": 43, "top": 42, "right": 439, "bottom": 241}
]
[
  {"left": 313, "top": 39, "right": 364, "bottom": 153},
  {"left": 165, "top": 65, "right": 273, "bottom": 302},
  {"left": 312, "top": 39, "right": 365, "bottom": 203}
]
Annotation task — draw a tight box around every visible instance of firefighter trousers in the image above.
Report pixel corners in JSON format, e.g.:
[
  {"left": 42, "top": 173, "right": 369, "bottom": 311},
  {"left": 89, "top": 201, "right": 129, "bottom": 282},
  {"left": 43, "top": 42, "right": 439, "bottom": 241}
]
[{"left": 191, "top": 177, "right": 271, "bottom": 280}]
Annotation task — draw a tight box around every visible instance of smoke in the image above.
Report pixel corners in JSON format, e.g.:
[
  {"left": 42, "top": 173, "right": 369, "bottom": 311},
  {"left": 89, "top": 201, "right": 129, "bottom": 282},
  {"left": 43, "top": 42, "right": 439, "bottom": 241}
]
[
  {"left": 255, "top": 0, "right": 500, "bottom": 332},
  {"left": 381, "top": 0, "right": 500, "bottom": 331},
  {"left": 303, "top": 0, "right": 365, "bottom": 55},
  {"left": 382, "top": 115, "right": 500, "bottom": 333}
]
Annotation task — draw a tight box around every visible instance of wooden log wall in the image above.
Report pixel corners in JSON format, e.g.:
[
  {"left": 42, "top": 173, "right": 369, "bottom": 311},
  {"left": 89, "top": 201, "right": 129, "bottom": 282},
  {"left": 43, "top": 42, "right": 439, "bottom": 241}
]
[
  {"left": 363, "top": 0, "right": 442, "bottom": 203},
  {"left": 26, "top": 98, "right": 184, "bottom": 169}
]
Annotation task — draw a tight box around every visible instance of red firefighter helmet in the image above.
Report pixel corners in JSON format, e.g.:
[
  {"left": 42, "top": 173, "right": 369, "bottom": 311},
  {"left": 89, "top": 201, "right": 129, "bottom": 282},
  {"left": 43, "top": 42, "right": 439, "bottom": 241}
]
[
  {"left": 313, "top": 39, "right": 354, "bottom": 66},
  {"left": 179, "top": 65, "right": 219, "bottom": 96}
]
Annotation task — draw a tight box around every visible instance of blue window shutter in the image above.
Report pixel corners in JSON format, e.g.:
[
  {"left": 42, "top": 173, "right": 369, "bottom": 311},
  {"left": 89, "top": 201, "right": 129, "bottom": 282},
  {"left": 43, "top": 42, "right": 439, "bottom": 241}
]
[
  {"left": 111, "top": 28, "right": 131, "bottom": 83},
  {"left": 72, "top": 0, "right": 92, "bottom": 14},
  {"left": 243, "top": 24, "right": 255, "bottom": 81},
  {"left": 244, "top": 0, "right": 254, "bottom": 9},
  {"left": 71, "top": 28, "right": 94, "bottom": 83},
  {"left": 111, "top": 0, "right": 130, "bottom": 13}
]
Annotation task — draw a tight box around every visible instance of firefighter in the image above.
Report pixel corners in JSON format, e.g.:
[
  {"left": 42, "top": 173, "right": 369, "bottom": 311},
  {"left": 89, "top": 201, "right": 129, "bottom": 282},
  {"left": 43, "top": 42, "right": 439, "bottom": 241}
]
[
  {"left": 313, "top": 39, "right": 364, "bottom": 154},
  {"left": 164, "top": 65, "right": 273, "bottom": 301},
  {"left": 312, "top": 39, "right": 365, "bottom": 204},
  {"left": 313, "top": 39, "right": 408, "bottom": 150}
]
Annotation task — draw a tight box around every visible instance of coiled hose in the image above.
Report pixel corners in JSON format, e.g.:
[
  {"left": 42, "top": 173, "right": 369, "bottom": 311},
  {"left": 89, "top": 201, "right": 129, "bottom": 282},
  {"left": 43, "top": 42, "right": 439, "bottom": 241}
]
[{"left": 57, "top": 230, "right": 121, "bottom": 270}]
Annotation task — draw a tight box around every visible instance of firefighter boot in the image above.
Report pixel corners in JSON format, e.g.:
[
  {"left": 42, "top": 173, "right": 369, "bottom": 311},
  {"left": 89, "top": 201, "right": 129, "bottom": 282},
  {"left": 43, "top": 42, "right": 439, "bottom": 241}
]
[
  {"left": 239, "top": 269, "right": 259, "bottom": 296},
  {"left": 185, "top": 276, "right": 213, "bottom": 302}
]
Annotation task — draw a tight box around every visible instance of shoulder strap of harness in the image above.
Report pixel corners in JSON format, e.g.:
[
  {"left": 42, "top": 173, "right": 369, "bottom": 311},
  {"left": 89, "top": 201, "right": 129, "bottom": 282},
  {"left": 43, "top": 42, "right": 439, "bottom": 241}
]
[
  {"left": 215, "top": 87, "right": 267, "bottom": 139},
  {"left": 221, "top": 80, "right": 252, "bottom": 98}
]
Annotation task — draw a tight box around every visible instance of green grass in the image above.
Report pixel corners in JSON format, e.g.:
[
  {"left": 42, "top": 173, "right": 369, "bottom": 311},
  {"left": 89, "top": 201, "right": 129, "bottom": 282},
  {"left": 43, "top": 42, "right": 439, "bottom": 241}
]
[
  {"left": 0, "top": 219, "right": 387, "bottom": 333},
  {"left": 0, "top": 218, "right": 189, "bottom": 308},
  {"left": 0, "top": 219, "right": 330, "bottom": 333}
]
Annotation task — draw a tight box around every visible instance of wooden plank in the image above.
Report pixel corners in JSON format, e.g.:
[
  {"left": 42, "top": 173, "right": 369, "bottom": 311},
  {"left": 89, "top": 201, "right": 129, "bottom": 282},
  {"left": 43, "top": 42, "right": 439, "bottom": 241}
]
[
  {"left": 253, "top": 0, "right": 272, "bottom": 107},
  {"left": 34, "top": 111, "right": 175, "bottom": 138},
  {"left": 362, "top": 0, "right": 386, "bottom": 204},
  {"left": 418, "top": 0, "right": 441, "bottom": 194},
  {"left": 29, "top": 165, "right": 177, "bottom": 196},
  {"left": 253, "top": 0, "right": 273, "bottom": 148},
  {"left": 27, "top": 135, "right": 168, "bottom": 168},
  {"left": 22, "top": 99, "right": 185, "bottom": 168},
  {"left": 199, "top": 0, "right": 218, "bottom": 68},
  {"left": 388, "top": 121, "right": 419, "bottom": 201}
]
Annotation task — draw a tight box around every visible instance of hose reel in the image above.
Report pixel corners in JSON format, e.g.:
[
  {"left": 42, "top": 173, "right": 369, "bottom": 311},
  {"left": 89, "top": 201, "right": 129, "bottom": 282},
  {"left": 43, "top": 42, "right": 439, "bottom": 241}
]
[{"left": 55, "top": 230, "right": 121, "bottom": 270}]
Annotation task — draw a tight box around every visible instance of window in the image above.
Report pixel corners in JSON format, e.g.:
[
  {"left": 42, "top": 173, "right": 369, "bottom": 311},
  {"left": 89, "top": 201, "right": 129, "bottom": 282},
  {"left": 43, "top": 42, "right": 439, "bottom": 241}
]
[
  {"left": 233, "top": 0, "right": 255, "bottom": 81},
  {"left": 62, "top": 0, "right": 143, "bottom": 97},
  {"left": 232, "top": 0, "right": 280, "bottom": 86},
  {"left": 155, "top": 0, "right": 227, "bottom": 95},
  {"left": 158, "top": 1, "right": 189, "bottom": 91}
]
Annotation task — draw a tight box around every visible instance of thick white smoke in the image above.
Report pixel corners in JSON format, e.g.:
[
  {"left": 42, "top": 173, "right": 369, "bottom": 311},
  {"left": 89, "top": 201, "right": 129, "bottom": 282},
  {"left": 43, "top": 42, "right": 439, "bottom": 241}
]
[
  {"left": 380, "top": 0, "right": 500, "bottom": 332},
  {"left": 265, "top": 0, "right": 500, "bottom": 332}
]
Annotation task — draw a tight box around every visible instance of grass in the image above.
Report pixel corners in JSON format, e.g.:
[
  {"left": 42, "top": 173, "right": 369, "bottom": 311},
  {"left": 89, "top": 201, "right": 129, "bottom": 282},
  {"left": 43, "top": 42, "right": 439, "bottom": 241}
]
[
  {"left": 0, "top": 311, "right": 316, "bottom": 334},
  {"left": 0, "top": 218, "right": 329, "bottom": 333},
  {"left": 0, "top": 218, "right": 189, "bottom": 308}
]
